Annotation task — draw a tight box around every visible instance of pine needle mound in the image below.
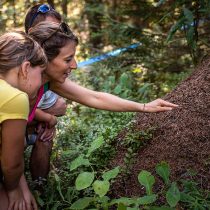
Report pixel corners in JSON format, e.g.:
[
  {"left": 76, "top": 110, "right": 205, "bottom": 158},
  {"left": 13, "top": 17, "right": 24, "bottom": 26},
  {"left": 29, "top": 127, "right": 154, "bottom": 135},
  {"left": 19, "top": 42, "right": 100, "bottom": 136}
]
[{"left": 111, "top": 58, "right": 210, "bottom": 197}]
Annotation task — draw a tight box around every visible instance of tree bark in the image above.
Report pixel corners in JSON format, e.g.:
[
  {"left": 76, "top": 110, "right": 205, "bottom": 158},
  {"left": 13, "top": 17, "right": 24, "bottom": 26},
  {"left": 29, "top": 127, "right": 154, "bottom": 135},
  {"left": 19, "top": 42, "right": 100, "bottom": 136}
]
[
  {"left": 0, "top": 1, "right": 6, "bottom": 31},
  {"left": 47, "top": 0, "right": 55, "bottom": 8},
  {"left": 84, "top": 0, "right": 103, "bottom": 50},
  {"left": 62, "top": 0, "right": 68, "bottom": 17},
  {"left": 12, "top": 0, "right": 17, "bottom": 27}
]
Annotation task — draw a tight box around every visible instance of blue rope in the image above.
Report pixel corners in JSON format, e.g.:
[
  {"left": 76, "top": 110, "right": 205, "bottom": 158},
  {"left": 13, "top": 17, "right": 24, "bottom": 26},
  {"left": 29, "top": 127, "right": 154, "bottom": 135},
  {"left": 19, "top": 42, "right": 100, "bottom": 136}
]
[
  {"left": 77, "top": 18, "right": 203, "bottom": 68},
  {"left": 77, "top": 43, "right": 141, "bottom": 68}
]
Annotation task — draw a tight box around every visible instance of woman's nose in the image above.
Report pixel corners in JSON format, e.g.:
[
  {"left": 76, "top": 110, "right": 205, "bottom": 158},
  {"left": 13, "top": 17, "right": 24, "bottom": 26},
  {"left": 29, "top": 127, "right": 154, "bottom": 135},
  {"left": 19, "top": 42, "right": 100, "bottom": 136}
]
[{"left": 70, "top": 58, "right": 77, "bottom": 69}]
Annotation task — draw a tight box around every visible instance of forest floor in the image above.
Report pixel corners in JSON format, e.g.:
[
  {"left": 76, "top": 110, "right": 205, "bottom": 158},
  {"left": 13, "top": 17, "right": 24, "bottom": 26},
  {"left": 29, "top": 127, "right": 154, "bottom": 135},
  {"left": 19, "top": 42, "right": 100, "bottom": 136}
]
[{"left": 111, "top": 57, "right": 210, "bottom": 198}]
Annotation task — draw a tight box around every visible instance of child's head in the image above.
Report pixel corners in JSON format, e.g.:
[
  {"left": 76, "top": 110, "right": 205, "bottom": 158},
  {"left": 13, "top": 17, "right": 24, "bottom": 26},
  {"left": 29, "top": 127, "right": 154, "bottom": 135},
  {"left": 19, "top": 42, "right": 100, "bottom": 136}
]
[
  {"left": 25, "top": 4, "right": 62, "bottom": 33},
  {"left": 0, "top": 32, "right": 47, "bottom": 99},
  {"left": 29, "top": 22, "right": 78, "bottom": 83}
]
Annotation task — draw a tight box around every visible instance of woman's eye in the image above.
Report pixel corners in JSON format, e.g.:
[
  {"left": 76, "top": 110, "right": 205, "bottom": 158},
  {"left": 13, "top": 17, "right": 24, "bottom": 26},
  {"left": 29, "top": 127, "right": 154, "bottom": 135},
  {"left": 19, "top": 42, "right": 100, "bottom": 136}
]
[{"left": 65, "top": 57, "right": 72, "bottom": 63}]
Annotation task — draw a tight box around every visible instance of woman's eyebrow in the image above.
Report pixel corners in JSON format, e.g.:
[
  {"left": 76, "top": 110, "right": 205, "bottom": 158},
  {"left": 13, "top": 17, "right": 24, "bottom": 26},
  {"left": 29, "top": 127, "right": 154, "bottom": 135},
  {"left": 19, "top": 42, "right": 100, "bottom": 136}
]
[{"left": 64, "top": 54, "right": 74, "bottom": 59}]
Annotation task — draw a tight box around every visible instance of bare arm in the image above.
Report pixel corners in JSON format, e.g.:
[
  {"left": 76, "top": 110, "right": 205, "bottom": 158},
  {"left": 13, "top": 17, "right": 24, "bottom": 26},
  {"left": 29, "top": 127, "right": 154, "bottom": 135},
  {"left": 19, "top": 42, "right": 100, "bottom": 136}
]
[
  {"left": 19, "top": 174, "right": 38, "bottom": 210},
  {"left": 50, "top": 79, "right": 178, "bottom": 112},
  {"left": 34, "top": 109, "right": 57, "bottom": 141},
  {"left": 35, "top": 109, "right": 57, "bottom": 127},
  {"left": 1, "top": 119, "right": 26, "bottom": 190}
]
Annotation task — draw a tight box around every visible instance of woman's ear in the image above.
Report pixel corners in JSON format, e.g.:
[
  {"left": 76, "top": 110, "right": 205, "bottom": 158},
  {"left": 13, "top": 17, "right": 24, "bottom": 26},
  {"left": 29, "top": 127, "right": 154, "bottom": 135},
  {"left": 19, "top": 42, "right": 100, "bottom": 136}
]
[{"left": 19, "top": 61, "right": 31, "bottom": 79}]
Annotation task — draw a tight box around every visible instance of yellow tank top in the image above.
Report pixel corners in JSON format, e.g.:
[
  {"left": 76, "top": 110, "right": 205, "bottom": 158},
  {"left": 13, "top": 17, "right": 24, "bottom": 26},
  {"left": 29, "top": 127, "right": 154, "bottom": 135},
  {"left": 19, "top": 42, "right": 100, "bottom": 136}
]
[{"left": 0, "top": 79, "right": 29, "bottom": 160}]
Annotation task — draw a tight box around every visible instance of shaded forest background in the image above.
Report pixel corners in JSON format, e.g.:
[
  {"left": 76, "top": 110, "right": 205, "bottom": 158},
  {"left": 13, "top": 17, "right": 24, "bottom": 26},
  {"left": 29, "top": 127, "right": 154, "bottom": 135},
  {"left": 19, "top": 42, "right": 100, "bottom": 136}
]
[
  {"left": 1, "top": 0, "right": 210, "bottom": 209},
  {"left": 1, "top": 0, "right": 210, "bottom": 64},
  {"left": 1, "top": 0, "right": 210, "bottom": 99}
]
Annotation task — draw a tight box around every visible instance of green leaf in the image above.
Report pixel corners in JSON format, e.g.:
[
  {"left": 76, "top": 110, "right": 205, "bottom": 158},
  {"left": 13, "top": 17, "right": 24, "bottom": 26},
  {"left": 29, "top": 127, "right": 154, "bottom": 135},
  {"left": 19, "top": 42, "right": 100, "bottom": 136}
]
[
  {"left": 54, "top": 173, "right": 64, "bottom": 201},
  {"left": 127, "top": 208, "right": 139, "bottom": 210},
  {"left": 109, "top": 75, "right": 115, "bottom": 83},
  {"left": 166, "top": 182, "right": 180, "bottom": 207},
  {"left": 92, "top": 180, "right": 110, "bottom": 197},
  {"left": 110, "top": 197, "right": 135, "bottom": 206},
  {"left": 54, "top": 173, "right": 60, "bottom": 182},
  {"left": 117, "top": 203, "right": 127, "bottom": 210},
  {"left": 183, "top": 7, "right": 194, "bottom": 24},
  {"left": 70, "top": 197, "right": 93, "bottom": 209},
  {"left": 149, "top": 206, "right": 174, "bottom": 210},
  {"left": 51, "top": 202, "right": 60, "bottom": 210},
  {"left": 155, "top": 0, "right": 166, "bottom": 7},
  {"left": 62, "top": 150, "right": 78, "bottom": 156},
  {"left": 166, "top": 18, "right": 185, "bottom": 42},
  {"left": 119, "top": 73, "right": 129, "bottom": 86},
  {"left": 87, "top": 136, "right": 104, "bottom": 156},
  {"left": 155, "top": 162, "right": 170, "bottom": 185},
  {"left": 114, "top": 84, "right": 122, "bottom": 94},
  {"left": 102, "top": 166, "right": 120, "bottom": 181},
  {"left": 75, "top": 172, "right": 94, "bottom": 190},
  {"left": 186, "top": 26, "right": 196, "bottom": 48},
  {"left": 136, "top": 194, "right": 157, "bottom": 205},
  {"left": 138, "top": 170, "right": 155, "bottom": 195},
  {"left": 98, "top": 196, "right": 110, "bottom": 204},
  {"left": 87, "top": 209, "right": 98, "bottom": 210},
  {"left": 180, "top": 192, "right": 195, "bottom": 203},
  {"left": 69, "top": 155, "right": 90, "bottom": 171},
  {"left": 138, "top": 83, "right": 151, "bottom": 97},
  {"left": 34, "top": 193, "right": 44, "bottom": 207}
]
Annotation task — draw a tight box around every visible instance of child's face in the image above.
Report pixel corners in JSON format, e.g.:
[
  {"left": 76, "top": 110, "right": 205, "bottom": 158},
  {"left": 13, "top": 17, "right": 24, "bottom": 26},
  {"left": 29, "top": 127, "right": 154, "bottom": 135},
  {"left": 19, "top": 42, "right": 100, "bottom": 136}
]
[
  {"left": 21, "top": 65, "right": 45, "bottom": 100},
  {"left": 46, "top": 41, "right": 77, "bottom": 83}
]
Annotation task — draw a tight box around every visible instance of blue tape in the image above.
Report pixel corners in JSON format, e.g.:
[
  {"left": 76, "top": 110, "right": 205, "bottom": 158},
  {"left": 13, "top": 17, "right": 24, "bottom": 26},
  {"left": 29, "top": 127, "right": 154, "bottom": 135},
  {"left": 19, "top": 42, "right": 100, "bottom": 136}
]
[
  {"left": 77, "top": 18, "right": 203, "bottom": 68},
  {"left": 77, "top": 43, "right": 141, "bottom": 68}
]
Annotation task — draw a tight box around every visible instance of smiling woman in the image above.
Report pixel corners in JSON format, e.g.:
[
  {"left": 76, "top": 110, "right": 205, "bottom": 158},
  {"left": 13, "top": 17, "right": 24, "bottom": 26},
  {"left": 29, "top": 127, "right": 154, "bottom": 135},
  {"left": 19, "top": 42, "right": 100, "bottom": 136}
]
[
  {"left": 29, "top": 22, "right": 78, "bottom": 84},
  {"left": 47, "top": 41, "right": 77, "bottom": 83}
]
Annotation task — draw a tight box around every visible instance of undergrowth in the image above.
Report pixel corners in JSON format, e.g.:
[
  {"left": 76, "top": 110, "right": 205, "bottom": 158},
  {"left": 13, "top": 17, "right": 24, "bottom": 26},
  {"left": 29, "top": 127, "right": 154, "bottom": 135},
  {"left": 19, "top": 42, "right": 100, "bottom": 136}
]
[{"left": 24, "top": 52, "right": 205, "bottom": 209}]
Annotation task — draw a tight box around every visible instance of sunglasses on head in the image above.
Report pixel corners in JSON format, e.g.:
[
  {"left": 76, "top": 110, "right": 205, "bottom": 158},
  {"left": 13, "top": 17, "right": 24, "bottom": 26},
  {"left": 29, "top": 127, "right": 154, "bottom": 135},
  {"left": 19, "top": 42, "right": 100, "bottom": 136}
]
[
  {"left": 29, "top": 4, "right": 52, "bottom": 28},
  {"left": 41, "top": 22, "right": 73, "bottom": 46}
]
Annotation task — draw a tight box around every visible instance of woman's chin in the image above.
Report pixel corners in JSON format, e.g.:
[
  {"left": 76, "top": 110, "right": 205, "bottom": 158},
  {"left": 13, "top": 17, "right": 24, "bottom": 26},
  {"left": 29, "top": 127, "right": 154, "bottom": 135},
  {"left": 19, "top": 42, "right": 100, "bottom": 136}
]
[
  {"left": 55, "top": 78, "right": 67, "bottom": 83},
  {"left": 50, "top": 76, "right": 66, "bottom": 83},
  {"left": 61, "top": 75, "right": 69, "bottom": 82}
]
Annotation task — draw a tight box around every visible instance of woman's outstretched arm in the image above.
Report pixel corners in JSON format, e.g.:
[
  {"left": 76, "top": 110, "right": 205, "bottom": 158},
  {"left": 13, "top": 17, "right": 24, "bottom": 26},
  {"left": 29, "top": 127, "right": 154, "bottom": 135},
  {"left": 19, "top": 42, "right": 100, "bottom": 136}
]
[{"left": 51, "top": 79, "right": 178, "bottom": 112}]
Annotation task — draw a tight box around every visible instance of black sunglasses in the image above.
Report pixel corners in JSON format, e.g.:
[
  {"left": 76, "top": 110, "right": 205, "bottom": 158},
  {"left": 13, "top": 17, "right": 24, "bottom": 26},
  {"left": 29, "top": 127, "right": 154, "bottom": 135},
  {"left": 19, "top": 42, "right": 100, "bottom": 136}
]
[
  {"left": 41, "top": 22, "right": 73, "bottom": 46},
  {"left": 29, "top": 4, "right": 52, "bottom": 28}
]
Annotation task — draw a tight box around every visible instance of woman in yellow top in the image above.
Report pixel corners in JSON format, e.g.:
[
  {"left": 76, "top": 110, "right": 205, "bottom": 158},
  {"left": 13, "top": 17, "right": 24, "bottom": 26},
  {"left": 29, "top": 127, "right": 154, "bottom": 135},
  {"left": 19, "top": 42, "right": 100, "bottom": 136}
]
[{"left": 0, "top": 32, "right": 47, "bottom": 210}]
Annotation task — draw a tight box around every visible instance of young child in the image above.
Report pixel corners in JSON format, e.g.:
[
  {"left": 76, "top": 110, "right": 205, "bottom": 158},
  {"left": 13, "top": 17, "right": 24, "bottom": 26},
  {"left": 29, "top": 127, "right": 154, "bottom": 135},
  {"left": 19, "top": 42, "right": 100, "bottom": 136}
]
[{"left": 0, "top": 32, "right": 47, "bottom": 210}]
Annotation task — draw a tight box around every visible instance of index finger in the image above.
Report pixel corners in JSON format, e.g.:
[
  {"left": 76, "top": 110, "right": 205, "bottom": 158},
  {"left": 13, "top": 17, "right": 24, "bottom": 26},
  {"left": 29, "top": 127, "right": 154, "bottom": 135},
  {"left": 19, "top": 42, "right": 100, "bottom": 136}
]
[
  {"left": 25, "top": 201, "right": 31, "bottom": 210},
  {"left": 8, "top": 202, "right": 14, "bottom": 210},
  {"left": 160, "top": 100, "right": 178, "bottom": 107},
  {"left": 32, "top": 198, "right": 38, "bottom": 210}
]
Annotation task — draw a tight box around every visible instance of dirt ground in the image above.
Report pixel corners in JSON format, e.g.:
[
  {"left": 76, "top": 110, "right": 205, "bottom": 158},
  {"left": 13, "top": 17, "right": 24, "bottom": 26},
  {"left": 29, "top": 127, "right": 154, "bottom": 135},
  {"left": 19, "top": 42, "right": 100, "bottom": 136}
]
[{"left": 111, "top": 58, "right": 210, "bottom": 198}]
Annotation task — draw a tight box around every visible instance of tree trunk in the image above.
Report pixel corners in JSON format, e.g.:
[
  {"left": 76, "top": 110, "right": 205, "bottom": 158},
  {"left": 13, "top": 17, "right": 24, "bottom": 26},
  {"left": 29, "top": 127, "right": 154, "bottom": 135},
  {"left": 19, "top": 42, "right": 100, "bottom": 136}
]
[
  {"left": 84, "top": 0, "right": 103, "bottom": 51},
  {"left": 11, "top": 0, "right": 17, "bottom": 27},
  {"left": 0, "top": 1, "right": 6, "bottom": 31},
  {"left": 62, "top": 0, "right": 68, "bottom": 18},
  {"left": 47, "top": 0, "right": 54, "bottom": 8},
  {"left": 25, "top": 0, "right": 30, "bottom": 9}
]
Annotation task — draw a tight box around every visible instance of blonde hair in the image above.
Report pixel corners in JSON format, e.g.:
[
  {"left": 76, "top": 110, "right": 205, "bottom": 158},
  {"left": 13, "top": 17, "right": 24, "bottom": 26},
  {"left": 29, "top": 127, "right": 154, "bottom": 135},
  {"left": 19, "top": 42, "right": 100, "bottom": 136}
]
[
  {"left": 29, "top": 21, "right": 78, "bottom": 61},
  {"left": 0, "top": 31, "right": 47, "bottom": 74}
]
